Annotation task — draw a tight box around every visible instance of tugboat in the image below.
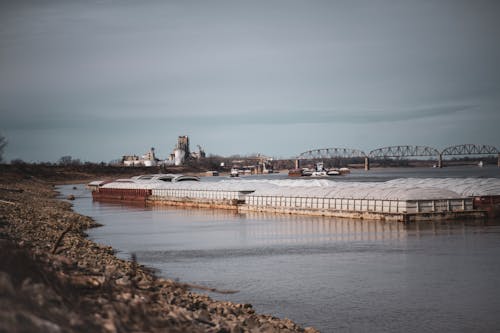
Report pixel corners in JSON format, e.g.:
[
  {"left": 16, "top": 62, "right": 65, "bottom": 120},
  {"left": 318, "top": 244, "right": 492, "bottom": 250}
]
[{"left": 311, "top": 162, "right": 328, "bottom": 177}]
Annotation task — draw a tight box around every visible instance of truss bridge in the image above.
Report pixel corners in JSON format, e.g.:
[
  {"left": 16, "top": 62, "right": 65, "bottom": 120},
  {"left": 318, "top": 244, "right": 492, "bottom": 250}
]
[
  {"left": 297, "top": 148, "right": 367, "bottom": 160},
  {"left": 296, "top": 144, "right": 500, "bottom": 170}
]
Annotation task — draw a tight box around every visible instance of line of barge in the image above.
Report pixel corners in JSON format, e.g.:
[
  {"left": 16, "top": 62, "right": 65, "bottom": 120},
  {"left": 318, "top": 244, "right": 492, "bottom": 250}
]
[{"left": 88, "top": 175, "right": 500, "bottom": 222}]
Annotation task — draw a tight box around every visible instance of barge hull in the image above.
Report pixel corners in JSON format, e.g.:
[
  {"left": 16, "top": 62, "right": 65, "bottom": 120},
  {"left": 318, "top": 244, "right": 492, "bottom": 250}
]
[
  {"left": 238, "top": 205, "right": 487, "bottom": 222},
  {"left": 473, "top": 195, "right": 500, "bottom": 218},
  {"left": 147, "top": 196, "right": 241, "bottom": 211},
  {"left": 92, "top": 188, "right": 151, "bottom": 203}
]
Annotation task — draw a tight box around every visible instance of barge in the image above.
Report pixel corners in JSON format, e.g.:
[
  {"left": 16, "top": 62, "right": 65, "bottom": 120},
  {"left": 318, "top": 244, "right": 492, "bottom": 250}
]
[
  {"left": 88, "top": 175, "right": 500, "bottom": 222},
  {"left": 89, "top": 174, "right": 200, "bottom": 203}
]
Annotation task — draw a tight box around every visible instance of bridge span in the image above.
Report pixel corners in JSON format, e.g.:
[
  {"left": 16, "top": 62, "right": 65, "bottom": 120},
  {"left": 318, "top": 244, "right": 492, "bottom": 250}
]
[
  {"left": 439, "top": 144, "right": 499, "bottom": 168},
  {"left": 297, "top": 147, "right": 369, "bottom": 170},
  {"left": 296, "top": 144, "right": 500, "bottom": 170}
]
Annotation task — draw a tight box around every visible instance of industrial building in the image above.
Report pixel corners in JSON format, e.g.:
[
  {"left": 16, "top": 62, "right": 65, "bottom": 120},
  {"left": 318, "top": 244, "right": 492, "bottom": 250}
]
[
  {"left": 122, "top": 147, "right": 157, "bottom": 167},
  {"left": 122, "top": 136, "right": 205, "bottom": 167}
]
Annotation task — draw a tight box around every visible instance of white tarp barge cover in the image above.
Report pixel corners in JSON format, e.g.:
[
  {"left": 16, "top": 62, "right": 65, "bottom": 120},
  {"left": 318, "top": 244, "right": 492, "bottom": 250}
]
[{"left": 99, "top": 177, "right": 500, "bottom": 201}]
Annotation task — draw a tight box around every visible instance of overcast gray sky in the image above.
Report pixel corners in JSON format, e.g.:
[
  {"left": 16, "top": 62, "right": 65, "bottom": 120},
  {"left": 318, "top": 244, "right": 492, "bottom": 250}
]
[{"left": 1, "top": 0, "right": 499, "bottom": 162}]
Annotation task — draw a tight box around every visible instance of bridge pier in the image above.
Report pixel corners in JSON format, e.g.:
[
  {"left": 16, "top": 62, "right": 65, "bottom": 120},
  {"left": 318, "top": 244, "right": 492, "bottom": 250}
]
[
  {"left": 364, "top": 157, "right": 370, "bottom": 171},
  {"left": 498, "top": 154, "right": 500, "bottom": 168},
  {"left": 295, "top": 159, "right": 300, "bottom": 169},
  {"left": 438, "top": 154, "right": 443, "bottom": 168}
]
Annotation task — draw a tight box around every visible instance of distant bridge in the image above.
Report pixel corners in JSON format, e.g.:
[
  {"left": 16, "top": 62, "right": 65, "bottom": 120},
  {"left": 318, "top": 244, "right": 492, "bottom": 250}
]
[
  {"left": 296, "top": 144, "right": 500, "bottom": 170},
  {"left": 369, "top": 145, "right": 440, "bottom": 159},
  {"left": 439, "top": 144, "right": 499, "bottom": 168},
  {"left": 297, "top": 147, "right": 367, "bottom": 160},
  {"left": 441, "top": 144, "right": 498, "bottom": 156}
]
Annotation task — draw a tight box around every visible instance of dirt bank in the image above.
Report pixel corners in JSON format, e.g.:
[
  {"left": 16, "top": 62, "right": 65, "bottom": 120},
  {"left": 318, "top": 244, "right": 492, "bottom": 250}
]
[{"left": 0, "top": 168, "right": 318, "bottom": 333}]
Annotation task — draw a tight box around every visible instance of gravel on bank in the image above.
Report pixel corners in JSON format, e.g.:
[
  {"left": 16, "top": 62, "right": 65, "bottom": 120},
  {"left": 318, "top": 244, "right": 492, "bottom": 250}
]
[{"left": 0, "top": 173, "right": 318, "bottom": 333}]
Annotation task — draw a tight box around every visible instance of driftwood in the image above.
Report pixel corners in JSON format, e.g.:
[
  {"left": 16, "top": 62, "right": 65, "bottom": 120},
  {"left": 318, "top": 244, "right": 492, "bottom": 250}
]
[
  {"left": 0, "top": 199, "right": 16, "bottom": 205},
  {"left": 51, "top": 224, "right": 72, "bottom": 254}
]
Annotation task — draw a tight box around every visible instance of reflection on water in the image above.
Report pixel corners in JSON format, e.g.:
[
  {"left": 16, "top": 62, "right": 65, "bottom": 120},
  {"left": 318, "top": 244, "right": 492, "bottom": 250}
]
[
  {"left": 231, "top": 214, "right": 408, "bottom": 244},
  {"left": 59, "top": 183, "right": 500, "bottom": 333}
]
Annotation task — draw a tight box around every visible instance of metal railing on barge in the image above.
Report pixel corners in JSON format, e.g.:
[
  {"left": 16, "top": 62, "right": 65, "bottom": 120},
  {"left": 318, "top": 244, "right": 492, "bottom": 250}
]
[
  {"left": 244, "top": 195, "right": 474, "bottom": 214},
  {"left": 151, "top": 188, "right": 252, "bottom": 201}
]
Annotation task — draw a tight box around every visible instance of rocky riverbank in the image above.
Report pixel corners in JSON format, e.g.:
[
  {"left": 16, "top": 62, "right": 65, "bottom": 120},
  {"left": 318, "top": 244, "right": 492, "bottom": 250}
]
[{"left": 0, "top": 172, "right": 318, "bottom": 332}]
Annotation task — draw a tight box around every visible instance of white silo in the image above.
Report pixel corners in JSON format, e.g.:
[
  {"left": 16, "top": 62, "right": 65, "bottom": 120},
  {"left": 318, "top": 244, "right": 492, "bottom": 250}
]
[{"left": 174, "top": 148, "right": 185, "bottom": 166}]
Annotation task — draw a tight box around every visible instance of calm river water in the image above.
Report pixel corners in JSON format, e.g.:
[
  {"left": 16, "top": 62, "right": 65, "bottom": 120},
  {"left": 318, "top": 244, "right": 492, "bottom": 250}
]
[{"left": 59, "top": 166, "right": 500, "bottom": 332}]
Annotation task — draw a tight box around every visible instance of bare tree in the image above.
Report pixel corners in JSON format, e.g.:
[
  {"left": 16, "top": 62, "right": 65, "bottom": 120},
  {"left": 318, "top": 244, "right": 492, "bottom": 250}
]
[
  {"left": 0, "top": 134, "right": 7, "bottom": 163},
  {"left": 58, "top": 155, "right": 73, "bottom": 165},
  {"left": 58, "top": 155, "right": 82, "bottom": 166}
]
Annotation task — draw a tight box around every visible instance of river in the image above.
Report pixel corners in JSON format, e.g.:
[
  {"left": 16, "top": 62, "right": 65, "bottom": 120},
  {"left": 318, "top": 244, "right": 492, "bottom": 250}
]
[{"left": 59, "top": 166, "right": 500, "bottom": 332}]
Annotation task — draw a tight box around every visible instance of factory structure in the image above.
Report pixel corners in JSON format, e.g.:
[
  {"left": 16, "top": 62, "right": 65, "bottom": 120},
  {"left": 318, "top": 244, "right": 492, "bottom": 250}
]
[
  {"left": 122, "top": 136, "right": 205, "bottom": 167},
  {"left": 169, "top": 135, "right": 206, "bottom": 165}
]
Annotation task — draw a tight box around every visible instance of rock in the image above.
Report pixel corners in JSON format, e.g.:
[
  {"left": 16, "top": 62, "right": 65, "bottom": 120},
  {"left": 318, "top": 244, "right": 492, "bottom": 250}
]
[
  {"left": 117, "top": 292, "right": 133, "bottom": 301},
  {"left": 102, "top": 312, "right": 118, "bottom": 333},
  {"left": 208, "top": 303, "right": 218, "bottom": 313},
  {"left": 243, "top": 315, "right": 259, "bottom": 329},
  {"left": 195, "top": 308, "right": 212, "bottom": 323},
  {"left": 66, "top": 194, "right": 75, "bottom": 200},
  {"left": 0, "top": 271, "right": 15, "bottom": 296},
  {"left": 51, "top": 254, "right": 74, "bottom": 268},
  {"left": 15, "top": 312, "right": 62, "bottom": 333},
  {"left": 255, "top": 322, "right": 280, "bottom": 333},
  {"left": 223, "top": 307, "right": 235, "bottom": 317},
  {"left": 103, "top": 321, "right": 117, "bottom": 333},
  {"left": 229, "top": 322, "right": 243, "bottom": 333},
  {"left": 71, "top": 275, "right": 105, "bottom": 288},
  {"left": 115, "top": 276, "right": 131, "bottom": 286}
]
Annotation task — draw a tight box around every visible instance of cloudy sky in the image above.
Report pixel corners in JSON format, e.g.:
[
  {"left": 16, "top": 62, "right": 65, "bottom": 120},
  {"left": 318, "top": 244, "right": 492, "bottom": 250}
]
[{"left": 1, "top": 0, "right": 499, "bottom": 162}]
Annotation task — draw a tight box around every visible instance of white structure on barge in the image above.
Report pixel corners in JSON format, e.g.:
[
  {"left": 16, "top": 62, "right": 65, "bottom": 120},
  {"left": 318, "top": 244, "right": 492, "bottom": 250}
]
[{"left": 89, "top": 177, "right": 500, "bottom": 222}]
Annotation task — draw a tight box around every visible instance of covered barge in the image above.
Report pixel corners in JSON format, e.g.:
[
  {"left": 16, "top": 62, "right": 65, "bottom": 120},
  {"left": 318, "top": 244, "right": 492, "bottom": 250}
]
[{"left": 89, "top": 175, "right": 500, "bottom": 222}]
